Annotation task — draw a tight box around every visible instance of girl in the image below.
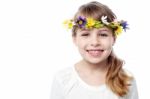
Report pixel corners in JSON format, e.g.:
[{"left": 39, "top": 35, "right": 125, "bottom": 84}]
[{"left": 51, "top": 1, "right": 138, "bottom": 99}]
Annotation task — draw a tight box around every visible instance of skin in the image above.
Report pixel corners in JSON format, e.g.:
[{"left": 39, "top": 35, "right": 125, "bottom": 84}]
[{"left": 73, "top": 27, "right": 116, "bottom": 86}]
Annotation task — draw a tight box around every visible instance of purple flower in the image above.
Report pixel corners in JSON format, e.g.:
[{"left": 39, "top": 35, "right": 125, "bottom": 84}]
[
  {"left": 121, "top": 21, "right": 129, "bottom": 32},
  {"left": 76, "top": 16, "right": 87, "bottom": 28}
]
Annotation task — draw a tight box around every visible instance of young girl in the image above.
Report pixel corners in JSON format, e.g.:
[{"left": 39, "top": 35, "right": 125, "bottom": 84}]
[{"left": 51, "top": 1, "right": 138, "bottom": 99}]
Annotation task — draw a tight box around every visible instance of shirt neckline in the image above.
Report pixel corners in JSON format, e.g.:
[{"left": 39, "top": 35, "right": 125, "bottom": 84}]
[{"left": 72, "top": 65, "right": 107, "bottom": 92}]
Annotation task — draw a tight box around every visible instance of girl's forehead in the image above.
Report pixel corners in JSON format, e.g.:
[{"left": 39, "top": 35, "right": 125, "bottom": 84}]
[{"left": 77, "top": 27, "right": 112, "bottom": 32}]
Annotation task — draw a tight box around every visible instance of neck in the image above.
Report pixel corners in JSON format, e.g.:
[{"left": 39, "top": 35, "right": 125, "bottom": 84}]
[{"left": 76, "top": 59, "right": 108, "bottom": 73}]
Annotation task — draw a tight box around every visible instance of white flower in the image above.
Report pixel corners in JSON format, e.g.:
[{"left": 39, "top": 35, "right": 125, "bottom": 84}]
[{"left": 101, "top": 16, "right": 110, "bottom": 25}]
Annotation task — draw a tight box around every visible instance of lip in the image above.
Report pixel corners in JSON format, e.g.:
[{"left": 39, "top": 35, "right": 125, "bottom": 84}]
[{"left": 86, "top": 49, "right": 104, "bottom": 57}]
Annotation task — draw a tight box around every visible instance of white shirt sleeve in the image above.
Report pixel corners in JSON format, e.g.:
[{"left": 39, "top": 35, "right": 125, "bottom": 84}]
[
  {"left": 130, "top": 80, "right": 139, "bottom": 99},
  {"left": 123, "top": 68, "right": 139, "bottom": 99},
  {"left": 50, "top": 75, "right": 64, "bottom": 99},
  {"left": 126, "top": 79, "right": 139, "bottom": 99}
]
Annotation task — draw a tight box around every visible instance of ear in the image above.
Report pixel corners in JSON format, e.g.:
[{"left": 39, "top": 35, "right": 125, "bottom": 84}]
[
  {"left": 112, "top": 36, "right": 116, "bottom": 46},
  {"left": 72, "top": 36, "right": 77, "bottom": 46}
]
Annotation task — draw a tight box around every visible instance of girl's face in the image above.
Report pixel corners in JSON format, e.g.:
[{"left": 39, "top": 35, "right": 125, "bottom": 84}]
[{"left": 73, "top": 27, "right": 115, "bottom": 65}]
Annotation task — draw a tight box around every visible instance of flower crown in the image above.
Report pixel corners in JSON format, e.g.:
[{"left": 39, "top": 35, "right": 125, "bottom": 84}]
[{"left": 63, "top": 16, "right": 129, "bottom": 36}]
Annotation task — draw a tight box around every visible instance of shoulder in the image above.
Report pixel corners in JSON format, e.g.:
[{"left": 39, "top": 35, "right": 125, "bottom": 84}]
[
  {"left": 123, "top": 68, "right": 133, "bottom": 77},
  {"left": 122, "top": 68, "right": 137, "bottom": 87},
  {"left": 53, "top": 66, "right": 78, "bottom": 95},
  {"left": 54, "top": 66, "right": 75, "bottom": 85},
  {"left": 51, "top": 67, "right": 76, "bottom": 98},
  {"left": 127, "top": 77, "right": 139, "bottom": 98},
  {"left": 122, "top": 68, "right": 139, "bottom": 97}
]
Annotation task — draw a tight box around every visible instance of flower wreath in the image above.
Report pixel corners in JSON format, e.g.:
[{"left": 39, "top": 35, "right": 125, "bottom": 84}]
[{"left": 63, "top": 16, "right": 129, "bottom": 36}]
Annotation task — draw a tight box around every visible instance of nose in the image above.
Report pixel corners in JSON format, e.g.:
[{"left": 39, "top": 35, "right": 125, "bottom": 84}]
[{"left": 90, "top": 36, "right": 100, "bottom": 47}]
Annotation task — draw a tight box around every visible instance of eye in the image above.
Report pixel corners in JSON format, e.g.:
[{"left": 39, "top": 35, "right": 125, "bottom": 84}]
[
  {"left": 99, "top": 33, "right": 108, "bottom": 37},
  {"left": 81, "top": 33, "right": 89, "bottom": 36}
]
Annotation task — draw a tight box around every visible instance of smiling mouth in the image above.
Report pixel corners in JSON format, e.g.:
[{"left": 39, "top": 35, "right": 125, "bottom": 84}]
[{"left": 86, "top": 49, "right": 104, "bottom": 57}]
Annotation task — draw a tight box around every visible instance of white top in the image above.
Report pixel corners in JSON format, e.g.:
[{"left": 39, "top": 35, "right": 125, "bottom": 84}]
[{"left": 50, "top": 66, "right": 138, "bottom": 99}]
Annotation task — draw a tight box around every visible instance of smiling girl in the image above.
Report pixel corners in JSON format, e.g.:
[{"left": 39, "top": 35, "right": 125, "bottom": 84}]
[{"left": 51, "top": 1, "right": 138, "bottom": 99}]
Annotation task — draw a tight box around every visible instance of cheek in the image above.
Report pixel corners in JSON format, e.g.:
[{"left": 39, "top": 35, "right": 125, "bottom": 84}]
[
  {"left": 76, "top": 39, "right": 86, "bottom": 49},
  {"left": 103, "top": 40, "right": 114, "bottom": 50},
  {"left": 103, "top": 42, "right": 113, "bottom": 56}
]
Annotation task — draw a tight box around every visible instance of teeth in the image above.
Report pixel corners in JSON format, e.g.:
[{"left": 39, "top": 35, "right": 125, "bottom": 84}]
[
  {"left": 87, "top": 50, "right": 103, "bottom": 51},
  {"left": 87, "top": 50, "right": 103, "bottom": 56},
  {"left": 88, "top": 50, "right": 101, "bottom": 53}
]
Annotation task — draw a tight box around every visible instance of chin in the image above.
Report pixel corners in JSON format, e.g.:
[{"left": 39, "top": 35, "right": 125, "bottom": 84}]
[{"left": 84, "top": 58, "right": 106, "bottom": 65}]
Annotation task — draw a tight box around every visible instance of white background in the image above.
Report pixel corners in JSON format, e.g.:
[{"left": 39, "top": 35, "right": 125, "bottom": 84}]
[{"left": 0, "top": 0, "right": 149, "bottom": 99}]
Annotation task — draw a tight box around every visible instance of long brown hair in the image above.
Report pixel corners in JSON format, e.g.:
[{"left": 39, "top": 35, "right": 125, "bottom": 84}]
[{"left": 72, "top": 1, "right": 132, "bottom": 97}]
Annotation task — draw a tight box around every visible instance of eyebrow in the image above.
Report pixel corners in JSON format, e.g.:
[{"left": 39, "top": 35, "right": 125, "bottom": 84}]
[
  {"left": 79, "top": 29, "right": 90, "bottom": 33},
  {"left": 99, "top": 28, "right": 112, "bottom": 33}
]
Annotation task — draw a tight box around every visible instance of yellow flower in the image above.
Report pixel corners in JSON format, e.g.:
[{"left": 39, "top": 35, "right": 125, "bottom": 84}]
[
  {"left": 115, "top": 26, "right": 123, "bottom": 36},
  {"left": 86, "top": 18, "right": 95, "bottom": 28},
  {"left": 63, "top": 20, "right": 73, "bottom": 29}
]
